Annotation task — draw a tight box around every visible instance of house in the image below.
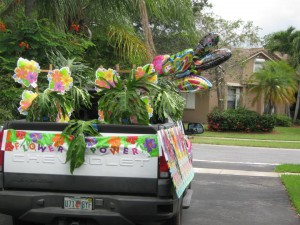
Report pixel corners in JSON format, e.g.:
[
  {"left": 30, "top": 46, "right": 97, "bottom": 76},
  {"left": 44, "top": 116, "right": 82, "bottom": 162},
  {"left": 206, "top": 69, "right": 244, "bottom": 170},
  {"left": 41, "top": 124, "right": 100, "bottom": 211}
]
[{"left": 182, "top": 48, "right": 285, "bottom": 124}]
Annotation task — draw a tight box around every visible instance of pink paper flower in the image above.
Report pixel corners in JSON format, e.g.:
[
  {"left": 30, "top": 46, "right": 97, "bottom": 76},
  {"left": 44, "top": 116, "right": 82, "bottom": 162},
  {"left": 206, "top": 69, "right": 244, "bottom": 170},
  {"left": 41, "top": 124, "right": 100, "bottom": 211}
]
[{"left": 53, "top": 81, "right": 65, "bottom": 92}]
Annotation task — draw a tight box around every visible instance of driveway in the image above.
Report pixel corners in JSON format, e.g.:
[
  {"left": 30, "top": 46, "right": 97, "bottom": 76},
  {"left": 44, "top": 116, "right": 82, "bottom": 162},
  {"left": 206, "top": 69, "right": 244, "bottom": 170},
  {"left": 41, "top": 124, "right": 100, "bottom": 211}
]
[
  {"left": 182, "top": 144, "right": 300, "bottom": 225},
  {"left": 1, "top": 144, "right": 300, "bottom": 225}
]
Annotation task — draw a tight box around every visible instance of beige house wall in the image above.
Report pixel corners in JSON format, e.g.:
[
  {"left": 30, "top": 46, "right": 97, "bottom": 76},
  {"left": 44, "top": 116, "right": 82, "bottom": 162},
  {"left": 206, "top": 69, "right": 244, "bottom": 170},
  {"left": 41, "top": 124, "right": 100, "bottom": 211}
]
[
  {"left": 182, "top": 92, "right": 210, "bottom": 124},
  {"left": 183, "top": 48, "right": 288, "bottom": 123}
]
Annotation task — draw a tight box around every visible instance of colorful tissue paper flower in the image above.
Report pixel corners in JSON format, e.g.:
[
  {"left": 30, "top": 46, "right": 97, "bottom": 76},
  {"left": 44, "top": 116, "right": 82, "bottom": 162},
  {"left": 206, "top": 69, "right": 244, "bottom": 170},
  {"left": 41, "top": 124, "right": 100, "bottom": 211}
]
[
  {"left": 144, "top": 138, "right": 157, "bottom": 153},
  {"left": 18, "top": 90, "right": 38, "bottom": 115},
  {"left": 13, "top": 58, "right": 40, "bottom": 88},
  {"left": 56, "top": 113, "right": 70, "bottom": 123},
  {"left": 95, "top": 67, "right": 119, "bottom": 91},
  {"left": 30, "top": 133, "right": 42, "bottom": 143},
  {"left": 135, "top": 64, "right": 157, "bottom": 84},
  {"left": 48, "top": 67, "right": 73, "bottom": 94},
  {"left": 141, "top": 96, "right": 153, "bottom": 119},
  {"left": 56, "top": 104, "right": 73, "bottom": 123},
  {"left": 98, "top": 110, "right": 105, "bottom": 122}
]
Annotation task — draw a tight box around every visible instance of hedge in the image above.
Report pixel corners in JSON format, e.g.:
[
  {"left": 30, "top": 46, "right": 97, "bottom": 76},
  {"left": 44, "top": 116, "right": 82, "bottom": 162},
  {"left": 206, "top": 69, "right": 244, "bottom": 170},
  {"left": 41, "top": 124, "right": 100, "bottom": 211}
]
[
  {"left": 273, "top": 114, "right": 292, "bottom": 127},
  {"left": 207, "top": 108, "right": 275, "bottom": 132}
]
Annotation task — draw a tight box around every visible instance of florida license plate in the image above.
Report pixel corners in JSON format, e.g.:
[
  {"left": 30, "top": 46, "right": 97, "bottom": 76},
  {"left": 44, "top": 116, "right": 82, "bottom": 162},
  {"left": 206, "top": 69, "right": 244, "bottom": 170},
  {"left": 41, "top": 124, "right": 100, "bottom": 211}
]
[{"left": 64, "top": 197, "right": 93, "bottom": 210}]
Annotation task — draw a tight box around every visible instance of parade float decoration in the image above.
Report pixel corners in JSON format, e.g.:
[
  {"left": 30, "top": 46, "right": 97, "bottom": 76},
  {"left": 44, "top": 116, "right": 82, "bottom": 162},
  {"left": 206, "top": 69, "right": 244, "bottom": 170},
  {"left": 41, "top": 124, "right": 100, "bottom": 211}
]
[{"left": 4, "top": 33, "right": 231, "bottom": 181}]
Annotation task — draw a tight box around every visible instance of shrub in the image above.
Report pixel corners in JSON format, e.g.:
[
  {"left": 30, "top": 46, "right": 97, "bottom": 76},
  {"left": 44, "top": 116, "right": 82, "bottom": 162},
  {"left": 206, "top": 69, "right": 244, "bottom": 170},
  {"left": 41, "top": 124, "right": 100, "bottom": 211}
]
[
  {"left": 207, "top": 108, "right": 275, "bottom": 132},
  {"left": 294, "top": 119, "right": 300, "bottom": 126},
  {"left": 273, "top": 114, "right": 292, "bottom": 127}
]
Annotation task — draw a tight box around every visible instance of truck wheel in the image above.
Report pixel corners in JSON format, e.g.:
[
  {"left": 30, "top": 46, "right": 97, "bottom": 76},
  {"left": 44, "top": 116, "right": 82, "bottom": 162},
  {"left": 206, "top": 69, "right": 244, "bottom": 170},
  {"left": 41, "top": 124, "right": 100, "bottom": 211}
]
[{"left": 164, "top": 198, "right": 183, "bottom": 225}]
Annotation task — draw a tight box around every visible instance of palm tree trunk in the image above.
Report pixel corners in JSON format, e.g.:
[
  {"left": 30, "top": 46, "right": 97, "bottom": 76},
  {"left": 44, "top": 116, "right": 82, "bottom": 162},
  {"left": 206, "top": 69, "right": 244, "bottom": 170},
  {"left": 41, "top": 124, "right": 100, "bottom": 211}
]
[
  {"left": 25, "top": 0, "right": 35, "bottom": 17},
  {"left": 138, "top": 0, "right": 156, "bottom": 60},
  {"left": 293, "top": 83, "right": 300, "bottom": 121},
  {"left": 215, "top": 67, "right": 224, "bottom": 110}
]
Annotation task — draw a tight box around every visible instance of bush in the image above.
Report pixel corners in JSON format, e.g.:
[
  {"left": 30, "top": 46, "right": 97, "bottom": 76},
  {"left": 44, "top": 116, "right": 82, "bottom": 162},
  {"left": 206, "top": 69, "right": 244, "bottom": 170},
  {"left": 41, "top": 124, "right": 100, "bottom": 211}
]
[
  {"left": 294, "top": 119, "right": 300, "bottom": 126},
  {"left": 207, "top": 108, "right": 275, "bottom": 132},
  {"left": 273, "top": 114, "right": 292, "bottom": 127}
]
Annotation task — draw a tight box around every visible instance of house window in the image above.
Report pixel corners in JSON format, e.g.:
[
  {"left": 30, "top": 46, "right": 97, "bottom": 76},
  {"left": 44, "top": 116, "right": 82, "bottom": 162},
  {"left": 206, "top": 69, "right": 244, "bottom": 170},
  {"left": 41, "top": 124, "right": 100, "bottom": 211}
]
[
  {"left": 181, "top": 93, "right": 195, "bottom": 109},
  {"left": 253, "top": 58, "right": 265, "bottom": 72},
  {"left": 227, "top": 87, "right": 240, "bottom": 109}
]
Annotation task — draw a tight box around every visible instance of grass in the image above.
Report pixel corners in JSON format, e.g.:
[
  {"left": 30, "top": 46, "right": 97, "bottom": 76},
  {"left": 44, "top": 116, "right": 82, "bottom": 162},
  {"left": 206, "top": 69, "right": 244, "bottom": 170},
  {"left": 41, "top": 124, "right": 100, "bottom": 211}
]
[
  {"left": 280, "top": 175, "right": 300, "bottom": 214},
  {"left": 275, "top": 164, "right": 300, "bottom": 173},
  {"left": 275, "top": 164, "right": 300, "bottom": 214},
  {"left": 198, "top": 127, "right": 300, "bottom": 141},
  {"left": 191, "top": 126, "right": 300, "bottom": 149}
]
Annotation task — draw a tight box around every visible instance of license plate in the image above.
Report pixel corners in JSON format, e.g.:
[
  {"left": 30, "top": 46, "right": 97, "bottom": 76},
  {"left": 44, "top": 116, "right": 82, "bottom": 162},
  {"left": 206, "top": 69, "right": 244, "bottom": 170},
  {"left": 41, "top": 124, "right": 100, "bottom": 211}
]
[{"left": 64, "top": 197, "right": 93, "bottom": 210}]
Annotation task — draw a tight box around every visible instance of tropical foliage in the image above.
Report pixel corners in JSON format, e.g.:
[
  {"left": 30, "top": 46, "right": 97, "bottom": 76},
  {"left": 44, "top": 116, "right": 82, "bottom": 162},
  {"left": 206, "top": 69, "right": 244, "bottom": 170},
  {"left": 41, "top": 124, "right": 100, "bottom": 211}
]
[
  {"left": 264, "top": 26, "right": 300, "bottom": 121},
  {"left": 97, "top": 67, "right": 159, "bottom": 125},
  {"left": 151, "top": 78, "right": 185, "bottom": 123},
  {"left": 249, "top": 61, "right": 298, "bottom": 114},
  {"left": 63, "top": 119, "right": 100, "bottom": 174}
]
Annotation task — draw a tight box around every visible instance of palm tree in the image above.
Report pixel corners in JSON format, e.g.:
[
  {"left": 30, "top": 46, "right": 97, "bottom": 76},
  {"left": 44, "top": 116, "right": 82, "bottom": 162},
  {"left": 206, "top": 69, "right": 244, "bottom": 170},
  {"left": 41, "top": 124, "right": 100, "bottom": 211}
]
[
  {"left": 249, "top": 61, "right": 298, "bottom": 114},
  {"left": 265, "top": 26, "right": 300, "bottom": 120},
  {"left": 1, "top": 0, "right": 195, "bottom": 64}
]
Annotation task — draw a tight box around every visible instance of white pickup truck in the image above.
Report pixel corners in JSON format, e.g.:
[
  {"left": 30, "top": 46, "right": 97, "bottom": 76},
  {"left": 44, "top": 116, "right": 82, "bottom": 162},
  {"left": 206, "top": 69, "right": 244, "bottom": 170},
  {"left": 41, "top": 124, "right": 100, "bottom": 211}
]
[{"left": 0, "top": 120, "right": 195, "bottom": 225}]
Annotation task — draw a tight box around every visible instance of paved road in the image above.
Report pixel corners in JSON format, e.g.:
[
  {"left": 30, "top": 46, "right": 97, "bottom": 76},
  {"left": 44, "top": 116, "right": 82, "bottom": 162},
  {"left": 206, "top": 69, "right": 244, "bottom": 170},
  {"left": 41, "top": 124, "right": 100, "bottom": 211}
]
[
  {"left": 182, "top": 144, "right": 300, "bottom": 225},
  {"left": 1, "top": 144, "right": 300, "bottom": 225}
]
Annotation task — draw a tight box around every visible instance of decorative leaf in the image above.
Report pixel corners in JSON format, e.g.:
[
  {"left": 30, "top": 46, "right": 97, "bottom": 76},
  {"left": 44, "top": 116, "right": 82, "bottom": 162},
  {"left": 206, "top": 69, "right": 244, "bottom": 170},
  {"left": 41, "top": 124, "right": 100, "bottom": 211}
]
[{"left": 63, "top": 119, "right": 100, "bottom": 174}]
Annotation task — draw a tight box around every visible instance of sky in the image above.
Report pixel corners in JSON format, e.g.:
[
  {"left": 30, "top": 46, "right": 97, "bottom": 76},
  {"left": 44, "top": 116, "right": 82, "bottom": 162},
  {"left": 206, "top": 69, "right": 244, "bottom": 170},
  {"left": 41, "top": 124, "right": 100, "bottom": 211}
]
[{"left": 207, "top": 0, "right": 300, "bottom": 38}]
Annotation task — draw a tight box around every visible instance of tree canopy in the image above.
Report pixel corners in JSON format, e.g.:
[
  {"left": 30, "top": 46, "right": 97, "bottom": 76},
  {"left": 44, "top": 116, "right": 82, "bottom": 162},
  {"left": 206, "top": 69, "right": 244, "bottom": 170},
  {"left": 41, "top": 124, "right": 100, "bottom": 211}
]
[
  {"left": 264, "top": 26, "right": 300, "bottom": 120},
  {"left": 249, "top": 61, "right": 298, "bottom": 114}
]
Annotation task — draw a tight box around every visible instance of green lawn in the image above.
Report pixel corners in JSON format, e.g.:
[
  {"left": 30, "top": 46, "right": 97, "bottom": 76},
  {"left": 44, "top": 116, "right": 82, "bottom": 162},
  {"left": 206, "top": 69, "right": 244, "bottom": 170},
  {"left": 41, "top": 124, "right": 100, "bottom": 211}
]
[
  {"left": 280, "top": 175, "right": 300, "bottom": 214},
  {"left": 191, "top": 126, "right": 300, "bottom": 149},
  {"left": 275, "top": 164, "right": 300, "bottom": 173},
  {"left": 198, "top": 127, "right": 300, "bottom": 141}
]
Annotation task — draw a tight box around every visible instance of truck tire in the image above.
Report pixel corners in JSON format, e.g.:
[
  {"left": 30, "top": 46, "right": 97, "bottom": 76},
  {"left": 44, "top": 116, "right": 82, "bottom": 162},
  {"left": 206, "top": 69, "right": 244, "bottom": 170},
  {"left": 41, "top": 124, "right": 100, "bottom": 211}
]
[{"left": 164, "top": 198, "right": 183, "bottom": 225}]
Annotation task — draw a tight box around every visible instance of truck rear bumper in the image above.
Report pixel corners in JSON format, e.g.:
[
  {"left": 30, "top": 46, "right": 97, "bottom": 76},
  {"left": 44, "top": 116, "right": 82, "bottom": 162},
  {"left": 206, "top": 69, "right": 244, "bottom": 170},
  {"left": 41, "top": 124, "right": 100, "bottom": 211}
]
[{"left": 0, "top": 190, "right": 180, "bottom": 225}]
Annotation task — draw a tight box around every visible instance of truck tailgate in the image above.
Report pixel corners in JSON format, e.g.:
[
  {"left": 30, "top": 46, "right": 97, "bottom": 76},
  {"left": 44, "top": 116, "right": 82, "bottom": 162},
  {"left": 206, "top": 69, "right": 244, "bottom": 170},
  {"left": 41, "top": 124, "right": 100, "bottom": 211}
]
[{"left": 2, "top": 121, "right": 160, "bottom": 194}]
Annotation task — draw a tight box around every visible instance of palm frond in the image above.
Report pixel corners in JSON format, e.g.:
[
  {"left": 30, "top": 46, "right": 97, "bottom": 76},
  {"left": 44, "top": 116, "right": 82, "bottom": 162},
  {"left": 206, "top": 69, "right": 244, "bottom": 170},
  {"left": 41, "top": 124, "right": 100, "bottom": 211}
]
[{"left": 108, "top": 24, "right": 150, "bottom": 65}]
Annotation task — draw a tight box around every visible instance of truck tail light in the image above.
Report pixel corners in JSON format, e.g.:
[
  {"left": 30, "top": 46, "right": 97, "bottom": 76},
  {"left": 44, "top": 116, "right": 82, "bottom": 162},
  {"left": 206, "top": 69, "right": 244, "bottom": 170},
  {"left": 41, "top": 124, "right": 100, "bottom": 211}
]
[
  {"left": 159, "top": 153, "right": 169, "bottom": 178},
  {"left": 0, "top": 130, "right": 3, "bottom": 171}
]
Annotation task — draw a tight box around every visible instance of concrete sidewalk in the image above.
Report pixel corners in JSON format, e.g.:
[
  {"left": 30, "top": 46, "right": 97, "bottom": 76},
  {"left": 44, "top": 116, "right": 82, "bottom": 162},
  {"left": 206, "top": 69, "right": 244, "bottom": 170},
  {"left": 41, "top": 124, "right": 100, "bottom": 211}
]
[{"left": 195, "top": 136, "right": 300, "bottom": 142}]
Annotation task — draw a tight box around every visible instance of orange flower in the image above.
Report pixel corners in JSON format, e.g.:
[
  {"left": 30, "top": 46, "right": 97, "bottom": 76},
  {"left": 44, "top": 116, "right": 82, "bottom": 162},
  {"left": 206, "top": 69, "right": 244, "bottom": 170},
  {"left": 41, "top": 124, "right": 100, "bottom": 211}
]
[
  {"left": 135, "top": 67, "right": 145, "bottom": 80},
  {"left": 108, "top": 137, "right": 121, "bottom": 148},
  {"left": 19, "top": 41, "right": 30, "bottom": 49},
  {"left": 50, "top": 70, "right": 62, "bottom": 82},
  {"left": 52, "top": 134, "right": 65, "bottom": 147},
  {"left": 14, "top": 68, "right": 27, "bottom": 80},
  {"left": 70, "top": 23, "right": 80, "bottom": 32},
  {"left": 0, "top": 22, "right": 6, "bottom": 32}
]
